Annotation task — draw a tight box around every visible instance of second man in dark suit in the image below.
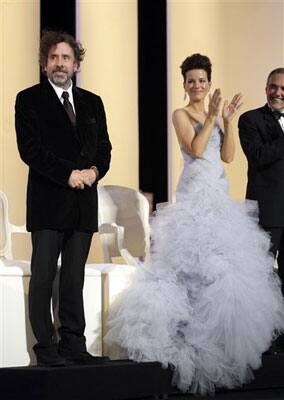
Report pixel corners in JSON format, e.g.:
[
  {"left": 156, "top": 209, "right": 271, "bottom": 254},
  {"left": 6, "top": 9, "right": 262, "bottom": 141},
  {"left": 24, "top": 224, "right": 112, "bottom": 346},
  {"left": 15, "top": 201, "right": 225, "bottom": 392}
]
[
  {"left": 238, "top": 68, "right": 284, "bottom": 297},
  {"left": 15, "top": 30, "right": 112, "bottom": 366}
]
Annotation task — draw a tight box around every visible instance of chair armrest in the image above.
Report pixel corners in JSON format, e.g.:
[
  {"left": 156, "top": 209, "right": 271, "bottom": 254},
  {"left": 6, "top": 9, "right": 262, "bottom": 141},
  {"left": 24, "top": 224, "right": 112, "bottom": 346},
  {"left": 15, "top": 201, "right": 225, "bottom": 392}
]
[
  {"left": 3, "top": 224, "right": 29, "bottom": 260},
  {"left": 119, "top": 248, "right": 138, "bottom": 266},
  {"left": 99, "top": 222, "right": 125, "bottom": 252},
  {"left": 99, "top": 223, "right": 137, "bottom": 266},
  {"left": 10, "top": 224, "right": 27, "bottom": 234}
]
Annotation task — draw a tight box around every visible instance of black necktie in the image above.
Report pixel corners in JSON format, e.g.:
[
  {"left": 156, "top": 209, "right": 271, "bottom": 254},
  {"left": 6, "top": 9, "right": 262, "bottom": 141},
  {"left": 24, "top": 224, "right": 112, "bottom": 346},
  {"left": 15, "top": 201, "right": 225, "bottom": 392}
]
[
  {"left": 273, "top": 110, "right": 284, "bottom": 120},
  {"left": 62, "top": 91, "right": 76, "bottom": 126}
]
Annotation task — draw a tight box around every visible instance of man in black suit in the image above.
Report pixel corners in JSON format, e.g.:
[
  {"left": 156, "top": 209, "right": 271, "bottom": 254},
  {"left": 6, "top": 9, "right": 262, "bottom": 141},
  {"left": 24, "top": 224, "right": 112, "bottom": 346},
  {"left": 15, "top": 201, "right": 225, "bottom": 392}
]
[
  {"left": 238, "top": 68, "right": 284, "bottom": 295},
  {"left": 15, "top": 30, "right": 112, "bottom": 366}
]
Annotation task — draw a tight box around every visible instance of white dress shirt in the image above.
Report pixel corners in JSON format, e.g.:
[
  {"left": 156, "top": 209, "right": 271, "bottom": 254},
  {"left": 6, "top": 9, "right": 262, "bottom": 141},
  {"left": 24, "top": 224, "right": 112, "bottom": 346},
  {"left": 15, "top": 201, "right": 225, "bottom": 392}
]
[
  {"left": 268, "top": 103, "right": 284, "bottom": 132},
  {"left": 278, "top": 116, "right": 284, "bottom": 132},
  {"left": 48, "top": 79, "right": 76, "bottom": 114}
]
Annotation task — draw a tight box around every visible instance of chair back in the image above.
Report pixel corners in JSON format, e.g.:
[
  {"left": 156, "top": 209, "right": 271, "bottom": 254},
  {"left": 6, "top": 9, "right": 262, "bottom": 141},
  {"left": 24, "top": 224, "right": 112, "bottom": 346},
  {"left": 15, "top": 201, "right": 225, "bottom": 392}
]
[{"left": 98, "top": 185, "right": 150, "bottom": 261}]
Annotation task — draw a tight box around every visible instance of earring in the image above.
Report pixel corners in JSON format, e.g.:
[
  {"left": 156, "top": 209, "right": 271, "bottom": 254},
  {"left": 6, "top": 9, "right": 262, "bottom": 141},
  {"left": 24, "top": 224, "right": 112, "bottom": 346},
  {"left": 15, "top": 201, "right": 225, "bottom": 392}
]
[{"left": 184, "top": 91, "right": 187, "bottom": 101}]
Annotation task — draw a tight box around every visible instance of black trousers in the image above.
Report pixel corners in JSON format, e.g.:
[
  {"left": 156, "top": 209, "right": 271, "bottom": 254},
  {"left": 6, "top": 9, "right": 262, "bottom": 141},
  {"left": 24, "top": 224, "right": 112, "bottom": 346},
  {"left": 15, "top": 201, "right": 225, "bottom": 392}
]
[
  {"left": 29, "top": 229, "right": 93, "bottom": 351},
  {"left": 263, "top": 227, "right": 284, "bottom": 348},
  {"left": 263, "top": 227, "right": 284, "bottom": 290}
]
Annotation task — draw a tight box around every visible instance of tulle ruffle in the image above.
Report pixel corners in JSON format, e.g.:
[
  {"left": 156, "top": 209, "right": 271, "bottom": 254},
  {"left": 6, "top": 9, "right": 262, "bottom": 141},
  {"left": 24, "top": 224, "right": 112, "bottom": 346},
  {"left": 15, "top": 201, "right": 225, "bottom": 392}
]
[{"left": 105, "top": 126, "right": 284, "bottom": 395}]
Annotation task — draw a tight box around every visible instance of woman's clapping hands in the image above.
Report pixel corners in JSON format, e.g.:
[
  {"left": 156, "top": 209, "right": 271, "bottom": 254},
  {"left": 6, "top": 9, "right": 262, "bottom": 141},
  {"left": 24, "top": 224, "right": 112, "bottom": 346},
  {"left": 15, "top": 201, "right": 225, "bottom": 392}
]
[
  {"left": 222, "top": 93, "right": 243, "bottom": 123},
  {"left": 208, "top": 89, "right": 242, "bottom": 122}
]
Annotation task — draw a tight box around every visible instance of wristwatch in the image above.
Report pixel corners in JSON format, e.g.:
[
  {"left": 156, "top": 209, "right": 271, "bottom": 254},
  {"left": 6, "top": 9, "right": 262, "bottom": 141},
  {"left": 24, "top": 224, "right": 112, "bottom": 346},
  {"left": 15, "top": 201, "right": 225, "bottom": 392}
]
[{"left": 90, "top": 165, "right": 99, "bottom": 179}]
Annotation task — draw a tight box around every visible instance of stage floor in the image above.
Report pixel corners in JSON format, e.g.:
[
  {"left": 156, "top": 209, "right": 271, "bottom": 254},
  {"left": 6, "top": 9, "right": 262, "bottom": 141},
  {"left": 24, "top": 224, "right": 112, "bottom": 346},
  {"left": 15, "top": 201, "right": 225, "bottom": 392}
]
[
  {"left": 1, "top": 354, "right": 284, "bottom": 400},
  {"left": 150, "top": 388, "right": 284, "bottom": 400}
]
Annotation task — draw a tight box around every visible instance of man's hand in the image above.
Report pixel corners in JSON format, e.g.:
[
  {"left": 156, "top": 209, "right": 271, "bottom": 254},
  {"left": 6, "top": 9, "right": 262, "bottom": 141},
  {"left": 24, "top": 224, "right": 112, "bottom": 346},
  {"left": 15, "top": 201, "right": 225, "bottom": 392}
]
[
  {"left": 68, "top": 168, "right": 97, "bottom": 189},
  {"left": 80, "top": 168, "right": 97, "bottom": 187},
  {"left": 68, "top": 170, "right": 85, "bottom": 190}
]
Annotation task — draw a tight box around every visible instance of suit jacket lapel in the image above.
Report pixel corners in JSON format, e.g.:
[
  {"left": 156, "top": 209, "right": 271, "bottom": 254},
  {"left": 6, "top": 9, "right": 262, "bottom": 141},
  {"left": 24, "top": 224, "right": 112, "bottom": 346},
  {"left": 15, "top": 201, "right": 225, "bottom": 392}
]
[
  {"left": 73, "top": 87, "right": 90, "bottom": 148},
  {"left": 262, "top": 104, "right": 284, "bottom": 139},
  {"left": 41, "top": 80, "right": 68, "bottom": 122},
  {"left": 73, "top": 87, "right": 98, "bottom": 158},
  {"left": 73, "top": 87, "right": 92, "bottom": 125}
]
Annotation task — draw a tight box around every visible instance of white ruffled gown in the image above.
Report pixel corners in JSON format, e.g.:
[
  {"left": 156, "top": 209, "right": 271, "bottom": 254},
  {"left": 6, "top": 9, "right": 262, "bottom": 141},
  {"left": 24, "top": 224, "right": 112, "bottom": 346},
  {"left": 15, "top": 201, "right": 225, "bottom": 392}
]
[{"left": 104, "top": 122, "right": 284, "bottom": 395}]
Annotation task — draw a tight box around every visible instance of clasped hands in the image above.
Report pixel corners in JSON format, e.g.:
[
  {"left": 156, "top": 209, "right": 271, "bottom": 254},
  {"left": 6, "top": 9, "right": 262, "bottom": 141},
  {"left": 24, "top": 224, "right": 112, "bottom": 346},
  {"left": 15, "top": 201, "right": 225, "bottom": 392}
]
[
  {"left": 208, "top": 89, "right": 243, "bottom": 123},
  {"left": 68, "top": 169, "right": 97, "bottom": 190}
]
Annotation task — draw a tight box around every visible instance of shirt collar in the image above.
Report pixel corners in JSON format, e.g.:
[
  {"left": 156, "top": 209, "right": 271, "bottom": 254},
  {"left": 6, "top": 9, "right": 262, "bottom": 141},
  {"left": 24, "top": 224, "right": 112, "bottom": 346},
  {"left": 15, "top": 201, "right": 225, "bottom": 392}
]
[
  {"left": 48, "top": 79, "right": 73, "bottom": 101},
  {"left": 267, "top": 102, "right": 284, "bottom": 114}
]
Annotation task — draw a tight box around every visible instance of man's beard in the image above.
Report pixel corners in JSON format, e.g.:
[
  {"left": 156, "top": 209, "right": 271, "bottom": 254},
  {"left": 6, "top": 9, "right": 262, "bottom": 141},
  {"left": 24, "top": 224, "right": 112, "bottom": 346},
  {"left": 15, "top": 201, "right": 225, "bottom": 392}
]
[{"left": 51, "top": 69, "right": 72, "bottom": 88}]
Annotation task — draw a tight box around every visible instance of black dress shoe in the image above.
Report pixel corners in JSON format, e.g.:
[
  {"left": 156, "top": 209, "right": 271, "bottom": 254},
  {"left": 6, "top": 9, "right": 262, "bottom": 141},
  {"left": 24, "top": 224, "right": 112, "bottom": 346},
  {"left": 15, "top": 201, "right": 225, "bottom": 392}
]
[
  {"left": 59, "top": 350, "right": 110, "bottom": 365},
  {"left": 37, "top": 356, "right": 67, "bottom": 367},
  {"left": 34, "top": 344, "right": 67, "bottom": 367}
]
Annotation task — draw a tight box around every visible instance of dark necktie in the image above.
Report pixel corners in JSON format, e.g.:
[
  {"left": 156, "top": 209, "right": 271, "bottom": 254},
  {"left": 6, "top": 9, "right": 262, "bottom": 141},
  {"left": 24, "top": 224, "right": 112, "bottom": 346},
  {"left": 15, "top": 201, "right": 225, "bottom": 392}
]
[
  {"left": 62, "top": 91, "right": 76, "bottom": 126},
  {"left": 273, "top": 110, "right": 284, "bottom": 120}
]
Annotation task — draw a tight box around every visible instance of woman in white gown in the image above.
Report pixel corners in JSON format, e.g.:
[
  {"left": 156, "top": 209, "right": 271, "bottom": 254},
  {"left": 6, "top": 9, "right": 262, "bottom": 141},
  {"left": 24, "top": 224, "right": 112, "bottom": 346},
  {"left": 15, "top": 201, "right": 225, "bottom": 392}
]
[{"left": 104, "top": 54, "right": 284, "bottom": 395}]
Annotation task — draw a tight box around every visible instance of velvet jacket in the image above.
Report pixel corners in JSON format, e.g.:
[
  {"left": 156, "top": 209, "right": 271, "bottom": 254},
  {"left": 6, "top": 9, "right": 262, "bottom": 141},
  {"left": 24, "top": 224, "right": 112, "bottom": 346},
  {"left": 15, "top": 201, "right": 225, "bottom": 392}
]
[
  {"left": 238, "top": 104, "right": 284, "bottom": 227},
  {"left": 15, "top": 79, "right": 112, "bottom": 232}
]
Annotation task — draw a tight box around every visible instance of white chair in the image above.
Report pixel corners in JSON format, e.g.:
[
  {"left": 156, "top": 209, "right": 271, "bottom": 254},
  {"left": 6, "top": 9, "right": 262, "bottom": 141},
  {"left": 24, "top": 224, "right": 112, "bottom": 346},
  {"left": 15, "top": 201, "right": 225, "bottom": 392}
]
[
  {"left": 0, "top": 260, "right": 36, "bottom": 366},
  {"left": 98, "top": 185, "right": 150, "bottom": 266},
  {"left": 0, "top": 191, "right": 27, "bottom": 260}
]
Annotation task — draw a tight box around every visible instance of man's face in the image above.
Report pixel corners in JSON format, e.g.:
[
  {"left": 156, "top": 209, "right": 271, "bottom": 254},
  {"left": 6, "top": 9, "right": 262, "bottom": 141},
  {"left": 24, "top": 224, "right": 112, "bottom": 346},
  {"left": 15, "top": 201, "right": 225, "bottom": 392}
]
[
  {"left": 266, "top": 73, "right": 284, "bottom": 111},
  {"left": 44, "top": 42, "right": 78, "bottom": 89}
]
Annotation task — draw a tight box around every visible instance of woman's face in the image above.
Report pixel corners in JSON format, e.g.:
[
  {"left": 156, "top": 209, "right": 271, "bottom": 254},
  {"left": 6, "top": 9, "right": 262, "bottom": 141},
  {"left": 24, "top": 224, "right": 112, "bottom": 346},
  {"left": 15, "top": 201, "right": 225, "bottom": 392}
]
[{"left": 184, "top": 69, "right": 211, "bottom": 101}]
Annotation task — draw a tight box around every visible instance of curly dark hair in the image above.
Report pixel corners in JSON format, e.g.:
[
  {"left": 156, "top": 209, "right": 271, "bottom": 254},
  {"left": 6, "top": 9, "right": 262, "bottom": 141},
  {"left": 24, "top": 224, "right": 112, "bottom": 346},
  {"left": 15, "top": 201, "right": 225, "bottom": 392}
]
[
  {"left": 180, "top": 53, "right": 212, "bottom": 82},
  {"left": 39, "top": 30, "right": 85, "bottom": 73}
]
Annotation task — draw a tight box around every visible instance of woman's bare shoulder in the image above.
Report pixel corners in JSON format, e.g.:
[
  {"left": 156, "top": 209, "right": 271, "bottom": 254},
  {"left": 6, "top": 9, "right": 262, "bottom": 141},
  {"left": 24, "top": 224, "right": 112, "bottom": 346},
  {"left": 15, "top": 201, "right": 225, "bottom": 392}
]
[{"left": 173, "top": 108, "right": 188, "bottom": 118}]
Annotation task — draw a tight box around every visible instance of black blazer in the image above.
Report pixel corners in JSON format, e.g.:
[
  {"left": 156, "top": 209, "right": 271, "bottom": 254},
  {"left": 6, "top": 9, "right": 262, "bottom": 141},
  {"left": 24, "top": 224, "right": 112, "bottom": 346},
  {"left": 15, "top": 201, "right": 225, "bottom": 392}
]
[
  {"left": 238, "top": 104, "right": 284, "bottom": 227},
  {"left": 15, "top": 80, "right": 112, "bottom": 232}
]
